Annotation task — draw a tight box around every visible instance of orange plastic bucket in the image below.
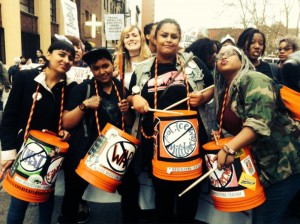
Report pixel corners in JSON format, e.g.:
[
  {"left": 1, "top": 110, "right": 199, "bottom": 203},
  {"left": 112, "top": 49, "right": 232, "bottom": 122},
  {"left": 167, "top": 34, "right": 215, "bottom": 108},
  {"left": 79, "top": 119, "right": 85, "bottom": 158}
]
[
  {"left": 76, "top": 123, "right": 140, "bottom": 193},
  {"left": 203, "top": 137, "right": 266, "bottom": 212},
  {"left": 2, "top": 130, "right": 69, "bottom": 202},
  {"left": 152, "top": 110, "right": 202, "bottom": 181}
]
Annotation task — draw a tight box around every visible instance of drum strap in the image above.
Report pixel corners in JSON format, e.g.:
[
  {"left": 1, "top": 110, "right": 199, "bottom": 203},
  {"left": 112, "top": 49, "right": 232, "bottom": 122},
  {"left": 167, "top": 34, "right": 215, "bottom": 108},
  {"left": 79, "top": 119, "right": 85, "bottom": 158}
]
[{"left": 82, "top": 84, "right": 91, "bottom": 137}]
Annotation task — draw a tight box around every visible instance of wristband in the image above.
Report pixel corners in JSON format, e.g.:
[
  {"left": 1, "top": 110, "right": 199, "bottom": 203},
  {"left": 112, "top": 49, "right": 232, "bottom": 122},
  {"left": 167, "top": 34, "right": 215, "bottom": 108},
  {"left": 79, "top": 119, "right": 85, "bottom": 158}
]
[{"left": 223, "top": 144, "right": 237, "bottom": 155}]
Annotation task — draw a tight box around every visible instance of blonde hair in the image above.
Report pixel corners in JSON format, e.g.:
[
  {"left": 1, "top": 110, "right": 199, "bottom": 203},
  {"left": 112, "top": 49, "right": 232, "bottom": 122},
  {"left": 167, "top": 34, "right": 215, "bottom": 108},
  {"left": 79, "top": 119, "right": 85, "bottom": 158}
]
[{"left": 114, "top": 25, "right": 151, "bottom": 73}]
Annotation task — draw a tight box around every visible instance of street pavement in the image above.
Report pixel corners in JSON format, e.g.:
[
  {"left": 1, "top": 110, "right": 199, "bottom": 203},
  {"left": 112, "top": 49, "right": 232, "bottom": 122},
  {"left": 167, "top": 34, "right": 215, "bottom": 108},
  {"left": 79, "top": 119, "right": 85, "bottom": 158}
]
[{"left": 0, "top": 185, "right": 123, "bottom": 224}]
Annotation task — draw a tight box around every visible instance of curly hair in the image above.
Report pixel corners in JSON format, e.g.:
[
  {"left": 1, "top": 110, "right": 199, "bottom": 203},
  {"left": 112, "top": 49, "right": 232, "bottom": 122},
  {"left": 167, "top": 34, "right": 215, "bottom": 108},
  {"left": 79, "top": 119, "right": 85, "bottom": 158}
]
[
  {"left": 114, "top": 25, "right": 151, "bottom": 73},
  {"left": 185, "top": 38, "right": 219, "bottom": 69},
  {"left": 237, "top": 28, "right": 266, "bottom": 56}
]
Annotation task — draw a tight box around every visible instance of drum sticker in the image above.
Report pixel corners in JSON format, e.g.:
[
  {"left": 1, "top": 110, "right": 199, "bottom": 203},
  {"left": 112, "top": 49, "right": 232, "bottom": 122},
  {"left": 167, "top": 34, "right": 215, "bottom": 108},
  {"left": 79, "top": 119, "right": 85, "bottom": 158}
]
[
  {"left": 44, "top": 156, "right": 64, "bottom": 185},
  {"left": 238, "top": 172, "right": 257, "bottom": 191},
  {"left": 162, "top": 120, "right": 197, "bottom": 158},
  {"left": 18, "top": 141, "right": 49, "bottom": 175},
  {"left": 241, "top": 155, "right": 255, "bottom": 176},
  {"left": 85, "top": 128, "right": 137, "bottom": 176},
  {"left": 205, "top": 154, "right": 239, "bottom": 188},
  {"left": 211, "top": 189, "right": 246, "bottom": 199}
]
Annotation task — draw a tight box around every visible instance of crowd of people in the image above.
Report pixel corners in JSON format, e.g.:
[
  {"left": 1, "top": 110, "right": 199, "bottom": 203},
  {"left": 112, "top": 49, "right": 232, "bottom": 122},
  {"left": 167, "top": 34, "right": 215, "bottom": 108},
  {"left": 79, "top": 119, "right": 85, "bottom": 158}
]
[{"left": 0, "top": 16, "right": 300, "bottom": 224}]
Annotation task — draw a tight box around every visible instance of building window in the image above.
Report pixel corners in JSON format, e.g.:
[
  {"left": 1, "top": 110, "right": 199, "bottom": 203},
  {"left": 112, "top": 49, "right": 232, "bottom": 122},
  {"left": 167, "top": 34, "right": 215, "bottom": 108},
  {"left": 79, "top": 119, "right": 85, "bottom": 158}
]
[
  {"left": 20, "top": 0, "right": 34, "bottom": 14},
  {"left": 50, "top": 0, "right": 57, "bottom": 23}
]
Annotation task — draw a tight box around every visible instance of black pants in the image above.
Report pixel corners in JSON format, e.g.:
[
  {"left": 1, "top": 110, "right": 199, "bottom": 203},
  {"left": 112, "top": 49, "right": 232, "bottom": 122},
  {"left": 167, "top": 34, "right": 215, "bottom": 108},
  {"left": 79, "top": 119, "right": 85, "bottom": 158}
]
[
  {"left": 117, "top": 166, "right": 141, "bottom": 223},
  {"left": 59, "top": 166, "right": 89, "bottom": 223},
  {"left": 152, "top": 176, "right": 200, "bottom": 223},
  {"left": 60, "top": 164, "right": 140, "bottom": 223}
]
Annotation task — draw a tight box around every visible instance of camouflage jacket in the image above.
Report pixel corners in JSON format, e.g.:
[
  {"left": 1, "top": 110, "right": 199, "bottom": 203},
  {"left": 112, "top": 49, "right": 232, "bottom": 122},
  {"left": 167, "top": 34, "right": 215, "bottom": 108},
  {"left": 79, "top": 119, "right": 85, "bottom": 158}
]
[{"left": 225, "top": 70, "right": 300, "bottom": 187}]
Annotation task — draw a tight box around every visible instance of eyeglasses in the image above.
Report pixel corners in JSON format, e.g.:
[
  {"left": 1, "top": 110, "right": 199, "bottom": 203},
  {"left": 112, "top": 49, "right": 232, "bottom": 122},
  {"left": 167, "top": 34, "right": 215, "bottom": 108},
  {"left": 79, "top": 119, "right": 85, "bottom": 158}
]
[
  {"left": 216, "top": 49, "right": 238, "bottom": 61},
  {"left": 277, "top": 47, "right": 293, "bottom": 52}
]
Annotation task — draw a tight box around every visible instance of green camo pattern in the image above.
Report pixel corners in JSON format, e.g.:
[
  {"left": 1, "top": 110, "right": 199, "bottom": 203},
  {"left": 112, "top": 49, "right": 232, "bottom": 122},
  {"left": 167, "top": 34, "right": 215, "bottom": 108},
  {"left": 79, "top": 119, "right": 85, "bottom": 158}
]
[{"left": 228, "top": 70, "right": 300, "bottom": 187}]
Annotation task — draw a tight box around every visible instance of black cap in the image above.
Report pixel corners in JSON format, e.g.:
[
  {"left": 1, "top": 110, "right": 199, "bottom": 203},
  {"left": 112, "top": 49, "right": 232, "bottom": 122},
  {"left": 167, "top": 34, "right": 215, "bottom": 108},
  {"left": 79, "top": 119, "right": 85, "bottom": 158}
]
[{"left": 82, "top": 47, "right": 113, "bottom": 65}]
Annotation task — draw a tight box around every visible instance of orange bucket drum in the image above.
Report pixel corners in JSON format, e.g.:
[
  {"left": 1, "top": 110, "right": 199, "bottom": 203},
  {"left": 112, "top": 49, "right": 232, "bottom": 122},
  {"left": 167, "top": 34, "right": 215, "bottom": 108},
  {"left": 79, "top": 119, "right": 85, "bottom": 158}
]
[
  {"left": 2, "top": 130, "right": 69, "bottom": 203},
  {"left": 152, "top": 110, "right": 202, "bottom": 181},
  {"left": 76, "top": 123, "right": 140, "bottom": 193},
  {"left": 203, "top": 137, "right": 266, "bottom": 212}
]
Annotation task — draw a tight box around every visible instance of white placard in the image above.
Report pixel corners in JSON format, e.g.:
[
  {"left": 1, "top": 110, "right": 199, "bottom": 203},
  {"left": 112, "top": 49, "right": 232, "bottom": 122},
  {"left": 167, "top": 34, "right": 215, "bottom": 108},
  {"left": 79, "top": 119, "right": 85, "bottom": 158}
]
[
  {"left": 60, "top": 0, "right": 80, "bottom": 38},
  {"left": 67, "top": 67, "right": 92, "bottom": 84},
  {"left": 104, "top": 14, "right": 125, "bottom": 41}
]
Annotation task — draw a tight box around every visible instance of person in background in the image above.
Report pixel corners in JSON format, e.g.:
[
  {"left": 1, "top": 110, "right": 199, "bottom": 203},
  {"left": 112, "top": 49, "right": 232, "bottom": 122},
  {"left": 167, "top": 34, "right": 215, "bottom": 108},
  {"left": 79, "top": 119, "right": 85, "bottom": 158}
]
[
  {"left": 276, "top": 36, "right": 299, "bottom": 84},
  {"left": 128, "top": 18, "right": 214, "bottom": 223},
  {"left": 65, "top": 35, "right": 86, "bottom": 67},
  {"left": 0, "top": 61, "right": 11, "bottom": 112},
  {"left": 213, "top": 44, "right": 300, "bottom": 224},
  {"left": 34, "top": 49, "right": 44, "bottom": 63},
  {"left": 237, "top": 27, "right": 279, "bottom": 82},
  {"left": 185, "top": 37, "right": 220, "bottom": 72},
  {"left": 0, "top": 39, "right": 75, "bottom": 224},
  {"left": 8, "top": 55, "right": 27, "bottom": 84},
  {"left": 277, "top": 37, "right": 299, "bottom": 69},
  {"left": 144, "top": 22, "right": 158, "bottom": 54},
  {"left": 38, "top": 55, "right": 48, "bottom": 65},
  {"left": 220, "top": 34, "right": 235, "bottom": 47},
  {"left": 58, "top": 48, "right": 131, "bottom": 224},
  {"left": 113, "top": 25, "right": 151, "bottom": 88},
  {"left": 185, "top": 37, "right": 220, "bottom": 144}
]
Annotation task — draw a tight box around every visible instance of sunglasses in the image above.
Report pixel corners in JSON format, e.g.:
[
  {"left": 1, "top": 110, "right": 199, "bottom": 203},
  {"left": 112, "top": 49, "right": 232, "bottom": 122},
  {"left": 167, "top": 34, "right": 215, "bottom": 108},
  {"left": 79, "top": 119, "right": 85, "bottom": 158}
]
[
  {"left": 216, "top": 49, "right": 239, "bottom": 61},
  {"left": 277, "top": 47, "right": 293, "bottom": 52}
]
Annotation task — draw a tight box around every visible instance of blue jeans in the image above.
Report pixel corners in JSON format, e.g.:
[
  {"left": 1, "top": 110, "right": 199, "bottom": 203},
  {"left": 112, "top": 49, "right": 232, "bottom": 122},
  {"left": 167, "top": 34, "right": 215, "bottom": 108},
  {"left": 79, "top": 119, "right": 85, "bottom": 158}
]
[
  {"left": 7, "top": 193, "right": 54, "bottom": 224},
  {"left": 252, "top": 173, "right": 300, "bottom": 224}
]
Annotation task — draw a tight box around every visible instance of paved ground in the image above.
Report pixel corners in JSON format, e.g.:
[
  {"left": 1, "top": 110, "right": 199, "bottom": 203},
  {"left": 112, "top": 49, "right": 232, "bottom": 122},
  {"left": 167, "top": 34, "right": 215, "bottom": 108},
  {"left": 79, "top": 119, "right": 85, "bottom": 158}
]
[{"left": 0, "top": 186, "right": 123, "bottom": 224}]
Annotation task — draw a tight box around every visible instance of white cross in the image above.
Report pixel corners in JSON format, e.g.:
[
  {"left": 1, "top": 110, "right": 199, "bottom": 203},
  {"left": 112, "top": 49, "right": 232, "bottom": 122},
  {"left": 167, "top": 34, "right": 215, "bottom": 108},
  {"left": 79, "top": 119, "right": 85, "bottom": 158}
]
[{"left": 85, "top": 14, "right": 102, "bottom": 38}]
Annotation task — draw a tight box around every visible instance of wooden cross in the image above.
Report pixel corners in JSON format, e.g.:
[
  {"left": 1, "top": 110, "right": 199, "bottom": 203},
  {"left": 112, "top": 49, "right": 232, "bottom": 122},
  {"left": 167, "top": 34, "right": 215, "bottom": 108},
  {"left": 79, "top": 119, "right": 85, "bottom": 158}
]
[{"left": 85, "top": 14, "right": 102, "bottom": 38}]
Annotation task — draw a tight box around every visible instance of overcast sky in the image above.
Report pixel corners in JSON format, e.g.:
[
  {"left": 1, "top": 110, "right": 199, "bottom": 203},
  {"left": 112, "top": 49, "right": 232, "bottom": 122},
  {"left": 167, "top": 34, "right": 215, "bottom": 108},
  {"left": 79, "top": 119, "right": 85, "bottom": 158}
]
[{"left": 154, "top": 0, "right": 300, "bottom": 31}]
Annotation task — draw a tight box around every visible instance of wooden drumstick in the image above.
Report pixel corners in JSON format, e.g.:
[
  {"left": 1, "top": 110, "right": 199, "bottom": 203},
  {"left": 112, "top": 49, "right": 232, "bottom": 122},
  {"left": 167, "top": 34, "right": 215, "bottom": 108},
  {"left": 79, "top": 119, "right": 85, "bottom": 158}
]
[
  {"left": 148, "top": 108, "right": 183, "bottom": 115},
  {"left": 178, "top": 166, "right": 217, "bottom": 197},
  {"left": 131, "top": 107, "right": 183, "bottom": 115},
  {"left": 163, "top": 84, "right": 214, "bottom": 111}
]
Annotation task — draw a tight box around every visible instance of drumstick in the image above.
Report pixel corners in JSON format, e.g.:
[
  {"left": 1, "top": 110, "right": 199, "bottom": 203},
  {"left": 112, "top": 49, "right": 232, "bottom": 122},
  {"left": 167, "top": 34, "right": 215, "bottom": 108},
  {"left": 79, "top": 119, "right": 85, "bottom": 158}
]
[
  {"left": 163, "top": 84, "right": 214, "bottom": 111},
  {"left": 178, "top": 166, "right": 217, "bottom": 197},
  {"left": 148, "top": 108, "right": 183, "bottom": 115},
  {"left": 130, "top": 106, "right": 183, "bottom": 115}
]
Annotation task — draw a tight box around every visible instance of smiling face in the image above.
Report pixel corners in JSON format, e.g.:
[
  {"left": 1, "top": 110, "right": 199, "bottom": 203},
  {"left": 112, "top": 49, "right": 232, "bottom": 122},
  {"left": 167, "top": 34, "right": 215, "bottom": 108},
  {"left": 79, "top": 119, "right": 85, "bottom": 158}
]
[
  {"left": 216, "top": 46, "right": 242, "bottom": 80},
  {"left": 90, "top": 58, "right": 114, "bottom": 84},
  {"left": 155, "top": 23, "right": 180, "bottom": 60},
  {"left": 73, "top": 44, "right": 83, "bottom": 65},
  {"left": 46, "top": 49, "right": 74, "bottom": 74},
  {"left": 246, "top": 33, "right": 264, "bottom": 62},
  {"left": 123, "top": 27, "right": 142, "bottom": 53}
]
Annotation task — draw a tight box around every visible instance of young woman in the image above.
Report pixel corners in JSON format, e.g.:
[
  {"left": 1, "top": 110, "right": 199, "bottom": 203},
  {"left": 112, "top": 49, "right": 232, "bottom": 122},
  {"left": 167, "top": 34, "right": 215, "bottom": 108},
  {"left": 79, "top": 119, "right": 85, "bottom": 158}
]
[
  {"left": 213, "top": 45, "right": 300, "bottom": 223},
  {"left": 237, "top": 28, "right": 279, "bottom": 82},
  {"left": 128, "top": 18, "right": 214, "bottom": 223},
  {"left": 114, "top": 25, "right": 151, "bottom": 88},
  {"left": 0, "top": 39, "right": 75, "bottom": 224},
  {"left": 277, "top": 37, "right": 299, "bottom": 69},
  {"left": 58, "top": 48, "right": 131, "bottom": 224}
]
